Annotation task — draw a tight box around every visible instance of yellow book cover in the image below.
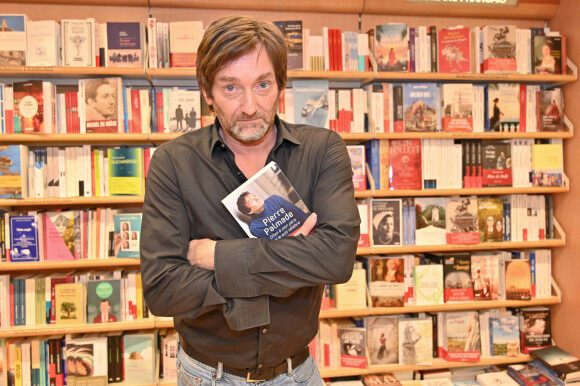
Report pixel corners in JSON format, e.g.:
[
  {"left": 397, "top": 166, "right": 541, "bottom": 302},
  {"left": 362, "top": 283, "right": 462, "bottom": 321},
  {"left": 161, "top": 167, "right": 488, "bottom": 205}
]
[
  {"left": 531, "top": 143, "right": 563, "bottom": 187},
  {"left": 334, "top": 268, "right": 367, "bottom": 309},
  {"left": 136, "top": 273, "right": 143, "bottom": 319},
  {"left": 55, "top": 283, "right": 86, "bottom": 325}
]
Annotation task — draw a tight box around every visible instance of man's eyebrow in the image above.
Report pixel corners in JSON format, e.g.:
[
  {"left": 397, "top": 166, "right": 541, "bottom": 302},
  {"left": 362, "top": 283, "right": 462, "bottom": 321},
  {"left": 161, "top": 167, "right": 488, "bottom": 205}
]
[{"left": 216, "top": 72, "right": 274, "bottom": 83}]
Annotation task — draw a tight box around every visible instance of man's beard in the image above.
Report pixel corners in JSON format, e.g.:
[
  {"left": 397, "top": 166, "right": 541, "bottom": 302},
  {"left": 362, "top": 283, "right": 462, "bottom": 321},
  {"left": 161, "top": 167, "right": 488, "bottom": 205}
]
[{"left": 215, "top": 98, "right": 279, "bottom": 144}]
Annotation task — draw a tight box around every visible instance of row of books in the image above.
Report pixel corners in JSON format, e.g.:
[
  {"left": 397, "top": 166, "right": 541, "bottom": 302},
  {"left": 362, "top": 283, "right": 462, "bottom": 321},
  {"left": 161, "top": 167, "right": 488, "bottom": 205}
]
[
  {"left": 0, "top": 270, "right": 147, "bottom": 329},
  {"left": 0, "top": 329, "right": 175, "bottom": 386},
  {"left": 312, "top": 306, "right": 553, "bottom": 370},
  {"left": 358, "top": 194, "right": 554, "bottom": 249},
  {"left": 351, "top": 139, "right": 565, "bottom": 192}
]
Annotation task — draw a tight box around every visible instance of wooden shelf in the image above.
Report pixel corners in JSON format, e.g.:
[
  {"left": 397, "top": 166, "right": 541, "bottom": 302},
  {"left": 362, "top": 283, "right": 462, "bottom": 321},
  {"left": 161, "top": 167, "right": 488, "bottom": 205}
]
[
  {"left": 0, "top": 196, "right": 144, "bottom": 208},
  {"left": 320, "top": 307, "right": 371, "bottom": 319},
  {"left": 369, "top": 185, "right": 569, "bottom": 198},
  {"left": 320, "top": 367, "right": 369, "bottom": 378},
  {"left": 0, "top": 133, "right": 153, "bottom": 145},
  {"left": 0, "top": 66, "right": 146, "bottom": 79},
  {"left": 0, "top": 258, "right": 141, "bottom": 273},
  {"left": 0, "top": 319, "right": 156, "bottom": 338},
  {"left": 375, "top": 131, "right": 574, "bottom": 140}
]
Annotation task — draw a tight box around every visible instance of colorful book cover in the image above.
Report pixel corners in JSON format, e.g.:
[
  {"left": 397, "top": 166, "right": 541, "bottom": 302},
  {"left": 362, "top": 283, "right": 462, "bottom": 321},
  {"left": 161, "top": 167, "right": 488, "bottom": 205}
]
[
  {"left": 482, "top": 25, "right": 517, "bottom": 73},
  {"left": 339, "top": 325, "right": 368, "bottom": 369},
  {"left": 168, "top": 21, "right": 203, "bottom": 68},
  {"left": 363, "top": 139, "right": 389, "bottom": 191},
  {"left": 293, "top": 79, "right": 329, "bottom": 128},
  {"left": 443, "top": 253, "right": 474, "bottom": 302},
  {"left": 413, "top": 264, "right": 444, "bottom": 305},
  {"left": 488, "top": 83, "right": 520, "bottom": 132},
  {"left": 538, "top": 88, "right": 565, "bottom": 132},
  {"left": 478, "top": 197, "right": 504, "bottom": 242},
  {"left": 13, "top": 80, "right": 45, "bottom": 134},
  {"left": 519, "top": 307, "right": 552, "bottom": 354},
  {"left": 441, "top": 83, "right": 473, "bottom": 132},
  {"left": 106, "top": 22, "right": 142, "bottom": 68},
  {"left": 505, "top": 259, "right": 532, "bottom": 300},
  {"left": 402, "top": 83, "right": 439, "bottom": 132},
  {"left": 0, "top": 145, "right": 28, "bottom": 199},
  {"left": 471, "top": 252, "right": 500, "bottom": 301},
  {"left": 123, "top": 333, "right": 157, "bottom": 384},
  {"left": 441, "top": 311, "right": 481, "bottom": 362},
  {"left": 507, "top": 364, "right": 559, "bottom": 386},
  {"left": 374, "top": 23, "right": 408, "bottom": 72},
  {"left": 221, "top": 161, "right": 310, "bottom": 240},
  {"left": 0, "top": 15, "right": 27, "bottom": 66},
  {"left": 273, "top": 20, "right": 303, "bottom": 70},
  {"left": 490, "top": 316, "right": 521, "bottom": 357},
  {"left": 43, "top": 211, "right": 81, "bottom": 261},
  {"left": 415, "top": 197, "right": 446, "bottom": 245},
  {"left": 167, "top": 89, "right": 201, "bottom": 132},
  {"left": 54, "top": 282, "right": 85, "bottom": 325},
  {"left": 533, "top": 35, "right": 563, "bottom": 75},
  {"left": 482, "top": 141, "right": 512, "bottom": 187},
  {"left": 366, "top": 316, "right": 398, "bottom": 365},
  {"left": 86, "top": 279, "right": 121, "bottom": 324},
  {"left": 65, "top": 336, "right": 108, "bottom": 378},
  {"left": 371, "top": 198, "right": 402, "bottom": 247},
  {"left": 107, "top": 147, "right": 144, "bottom": 196},
  {"left": 398, "top": 318, "right": 433, "bottom": 365},
  {"left": 357, "top": 203, "right": 370, "bottom": 248},
  {"left": 437, "top": 27, "right": 471, "bottom": 73},
  {"left": 113, "top": 213, "right": 142, "bottom": 258},
  {"left": 530, "top": 346, "right": 580, "bottom": 382},
  {"left": 9, "top": 215, "right": 40, "bottom": 262},
  {"left": 347, "top": 145, "right": 366, "bottom": 191},
  {"left": 368, "top": 256, "right": 405, "bottom": 307},
  {"left": 445, "top": 196, "right": 479, "bottom": 245},
  {"left": 389, "top": 139, "right": 422, "bottom": 190},
  {"left": 79, "top": 77, "right": 123, "bottom": 133},
  {"left": 531, "top": 143, "right": 563, "bottom": 187}
]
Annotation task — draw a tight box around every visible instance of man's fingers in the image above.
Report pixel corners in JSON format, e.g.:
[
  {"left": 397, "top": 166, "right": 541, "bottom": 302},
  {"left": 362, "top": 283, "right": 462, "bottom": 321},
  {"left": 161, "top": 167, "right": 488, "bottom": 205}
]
[{"left": 294, "top": 213, "right": 317, "bottom": 236}]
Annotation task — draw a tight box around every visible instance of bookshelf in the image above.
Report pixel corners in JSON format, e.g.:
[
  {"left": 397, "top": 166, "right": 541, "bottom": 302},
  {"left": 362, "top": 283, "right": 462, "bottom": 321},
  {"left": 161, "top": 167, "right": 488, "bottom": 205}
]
[{"left": 0, "top": 0, "right": 577, "bottom": 382}]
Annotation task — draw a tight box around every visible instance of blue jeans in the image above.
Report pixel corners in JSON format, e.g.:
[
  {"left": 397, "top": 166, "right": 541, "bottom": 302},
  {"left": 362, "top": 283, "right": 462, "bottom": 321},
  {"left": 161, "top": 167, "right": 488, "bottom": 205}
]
[{"left": 176, "top": 344, "right": 323, "bottom": 386}]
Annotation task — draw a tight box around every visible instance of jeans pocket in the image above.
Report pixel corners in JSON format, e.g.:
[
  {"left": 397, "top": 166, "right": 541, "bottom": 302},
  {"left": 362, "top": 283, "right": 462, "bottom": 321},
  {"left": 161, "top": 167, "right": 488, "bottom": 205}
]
[
  {"left": 289, "top": 356, "right": 317, "bottom": 383},
  {"left": 177, "top": 361, "right": 203, "bottom": 386}
]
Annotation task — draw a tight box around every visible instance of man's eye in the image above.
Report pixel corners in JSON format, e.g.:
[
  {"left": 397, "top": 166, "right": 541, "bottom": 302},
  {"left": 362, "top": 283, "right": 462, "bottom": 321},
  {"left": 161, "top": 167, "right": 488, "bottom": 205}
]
[
  {"left": 258, "top": 82, "right": 269, "bottom": 89},
  {"left": 225, "top": 85, "right": 235, "bottom": 92}
]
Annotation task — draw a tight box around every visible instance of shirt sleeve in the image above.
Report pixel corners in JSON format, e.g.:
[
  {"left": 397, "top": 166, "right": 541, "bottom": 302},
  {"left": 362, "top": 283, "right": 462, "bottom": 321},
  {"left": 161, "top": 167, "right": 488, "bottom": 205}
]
[{"left": 214, "top": 131, "right": 360, "bottom": 302}]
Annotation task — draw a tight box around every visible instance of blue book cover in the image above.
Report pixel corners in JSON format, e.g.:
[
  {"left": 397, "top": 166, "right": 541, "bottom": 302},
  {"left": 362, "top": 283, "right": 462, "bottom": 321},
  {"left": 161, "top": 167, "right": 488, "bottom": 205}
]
[
  {"left": 363, "top": 139, "right": 380, "bottom": 191},
  {"left": 106, "top": 22, "right": 143, "bottom": 67},
  {"left": 113, "top": 213, "right": 142, "bottom": 258},
  {"left": 489, "top": 316, "right": 520, "bottom": 357},
  {"left": 403, "top": 83, "right": 440, "bottom": 132},
  {"left": 293, "top": 79, "right": 329, "bottom": 128},
  {"left": 122, "top": 87, "right": 129, "bottom": 133},
  {"left": 9, "top": 215, "right": 40, "bottom": 262}
]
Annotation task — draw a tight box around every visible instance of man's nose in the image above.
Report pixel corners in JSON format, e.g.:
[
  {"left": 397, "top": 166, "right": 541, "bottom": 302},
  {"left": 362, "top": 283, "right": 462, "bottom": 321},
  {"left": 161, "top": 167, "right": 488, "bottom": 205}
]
[{"left": 241, "top": 89, "right": 258, "bottom": 116}]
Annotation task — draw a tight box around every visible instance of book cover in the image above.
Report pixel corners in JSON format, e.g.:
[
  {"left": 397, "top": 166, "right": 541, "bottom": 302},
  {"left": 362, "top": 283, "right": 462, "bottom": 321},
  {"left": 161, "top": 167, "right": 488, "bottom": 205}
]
[
  {"left": 79, "top": 77, "right": 123, "bottom": 133},
  {"left": 368, "top": 256, "right": 405, "bottom": 307},
  {"left": 0, "top": 15, "right": 27, "bottom": 66},
  {"left": 402, "top": 83, "right": 439, "bottom": 132},
  {"left": 168, "top": 21, "right": 203, "bottom": 68},
  {"left": 488, "top": 83, "right": 520, "bottom": 132},
  {"left": 13, "top": 80, "right": 46, "bottom": 134},
  {"left": 531, "top": 143, "right": 563, "bottom": 187},
  {"left": 26, "top": 20, "right": 61, "bottom": 66},
  {"left": 0, "top": 145, "right": 28, "bottom": 199},
  {"left": 334, "top": 268, "right": 367, "bottom": 309},
  {"left": 482, "top": 141, "right": 512, "bottom": 187},
  {"left": 347, "top": 145, "right": 366, "bottom": 191},
  {"left": 221, "top": 161, "right": 310, "bottom": 240},
  {"left": 293, "top": 79, "right": 329, "bottom": 128},
  {"left": 357, "top": 203, "right": 370, "bottom": 248},
  {"left": 519, "top": 307, "right": 552, "bottom": 354},
  {"left": 54, "top": 282, "right": 85, "bottom": 325},
  {"left": 414, "top": 197, "right": 446, "bottom": 245},
  {"left": 42, "top": 211, "right": 81, "bottom": 261},
  {"left": 366, "top": 316, "right": 398, "bottom": 365},
  {"left": 477, "top": 371, "right": 520, "bottom": 386},
  {"left": 106, "top": 22, "right": 143, "bottom": 68},
  {"left": 413, "top": 264, "right": 444, "bottom": 305},
  {"left": 445, "top": 196, "right": 479, "bottom": 245},
  {"left": 66, "top": 335, "right": 108, "bottom": 378},
  {"left": 61, "top": 19, "right": 95, "bottom": 67},
  {"left": 107, "top": 147, "right": 144, "bottom": 196},
  {"left": 538, "top": 89, "right": 565, "bottom": 132},
  {"left": 533, "top": 35, "right": 563, "bottom": 75},
  {"left": 123, "top": 333, "right": 157, "bottom": 384},
  {"left": 478, "top": 198, "right": 504, "bottom": 242},
  {"left": 443, "top": 253, "right": 474, "bottom": 302},
  {"left": 482, "top": 25, "right": 517, "bottom": 73},
  {"left": 438, "top": 27, "right": 471, "bottom": 73},
  {"left": 113, "top": 213, "right": 142, "bottom": 258},
  {"left": 530, "top": 346, "right": 580, "bottom": 382},
  {"left": 441, "top": 83, "right": 473, "bottom": 132},
  {"left": 9, "top": 215, "right": 40, "bottom": 262},
  {"left": 398, "top": 318, "right": 433, "bottom": 365},
  {"left": 374, "top": 23, "right": 408, "bottom": 72},
  {"left": 441, "top": 311, "right": 481, "bottom": 362},
  {"left": 362, "top": 374, "right": 402, "bottom": 386},
  {"left": 490, "top": 316, "right": 521, "bottom": 357},
  {"left": 86, "top": 279, "right": 121, "bottom": 324},
  {"left": 167, "top": 89, "right": 201, "bottom": 132},
  {"left": 389, "top": 139, "right": 422, "bottom": 190},
  {"left": 339, "top": 325, "right": 368, "bottom": 369},
  {"left": 471, "top": 252, "right": 500, "bottom": 301},
  {"left": 371, "top": 199, "right": 402, "bottom": 247},
  {"left": 505, "top": 259, "right": 532, "bottom": 300},
  {"left": 273, "top": 20, "right": 303, "bottom": 70},
  {"left": 507, "top": 363, "right": 559, "bottom": 386}
]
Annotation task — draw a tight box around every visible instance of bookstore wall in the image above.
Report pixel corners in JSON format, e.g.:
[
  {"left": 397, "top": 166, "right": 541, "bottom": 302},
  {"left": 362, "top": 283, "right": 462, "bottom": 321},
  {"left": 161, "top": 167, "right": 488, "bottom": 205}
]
[{"left": 1, "top": 0, "right": 580, "bottom": 384}]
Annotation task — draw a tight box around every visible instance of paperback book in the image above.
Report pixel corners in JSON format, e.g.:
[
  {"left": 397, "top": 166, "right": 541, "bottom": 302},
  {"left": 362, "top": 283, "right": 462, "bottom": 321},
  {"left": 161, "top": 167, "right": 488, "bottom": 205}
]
[
  {"left": 504, "top": 259, "right": 532, "bottom": 300},
  {"left": 42, "top": 211, "right": 81, "bottom": 261},
  {"left": 374, "top": 23, "right": 409, "bottom": 72},
  {"left": 222, "top": 161, "right": 310, "bottom": 240},
  {"left": 54, "top": 282, "right": 85, "bottom": 325},
  {"left": 489, "top": 316, "right": 521, "bottom": 357},
  {"left": 123, "top": 332, "right": 157, "bottom": 383},
  {"left": 61, "top": 18, "right": 95, "bottom": 67},
  {"left": 441, "top": 83, "right": 473, "bottom": 132},
  {"left": 471, "top": 252, "right": 501, "bottom": 301},
  {"left": 487, "top": 83, "right": 520, "bottom": 132},
  {"left": 533, "top": 35, "right": 563, "bottom": 75},
  {"left": 413, "top": 264, "right": 444, "bottom": 305},
  {"left": 442, "top": 253, "right": 474, "bottom": 302},
  {"left": 414, "top": 197, "right": 446, "bottom": 245},
  {"left": 86, "top": 279, "right": 121, "bottom": 324},
  {"left": 530, "top": 346, "right": 580, "bottom": 383},
  {"left": 366, "top": 316, "right": 399, "bottom": 365},
  {"left": 0, "top": 14, "right": 27, "bottom": 66},
  {"left": 113, "top": 213, "right": 142, "bottom": 258},
  {"left": 273, "top": 20, "right": 303, "bottom": 70},
  {"left": 346, "top": 145, "right": 367, "bottom": 191},
  {"left": 0, "top": 145, "right": 28, "bottom": 199},
  {"left": 402, "top": 83, "right": 439, "bottom": 132},
  {"left": 519, "top": 307, "right": 552, "bottom": 354},
  {"left": 538, "top": 88, "right": 565, "bottom": 132},
  {"left": 78, "top": 77, "right": 123, "bottom": 133},
  {"left": 107, "top": 147, "right": 144, "bottom": 196},
  {"left": 445, "top": 196, "right": 479, "bottom": 245},
  {"left": 482, "top": 25, "right": 517, "bottom": 73},
  {"left": 389, "top": 139, "right": 422, "bottom": 190},
  {"left": 368, "top": 256, "right": 405, "bottom": 307},
  {"left": 531, "top": 143, "right": 563, "bottom": 187},
  {"left": 292, "top": 79, "right": 329, "bottom": 129},
  {"left": 338, "top": 324, "right": 368, "bottom": 369},
  {"left": 439, "top": 311, "right": 481, "bottom": 362},
  {"left": 105, "top": 22, "right": 143, "bottom": 68},
  {"left": 398, "top": 318, "right": 433, "bottom": 365},
  {"left": 9, "top": 215, "right": 40, "bottom": 262},
  {"left": 478, "top": 198, "right": 504, "bottom": 242},
  {"left": 482, "top": 141, "right": 512, "bottom": 187},
  {"left": 437, "top": 27, "right": 471, "bottom": 73},
  {"left": 371, "top": 199, "right": 403, "bottom": 247}
]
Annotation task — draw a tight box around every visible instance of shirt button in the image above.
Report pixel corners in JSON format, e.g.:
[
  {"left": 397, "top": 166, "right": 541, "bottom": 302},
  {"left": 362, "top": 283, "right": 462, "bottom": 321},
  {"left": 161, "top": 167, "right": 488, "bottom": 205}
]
[
  {"left": 258, "top": 364, "right": 263, "bottom": 369},
  {"left": 262, "top": 328, "right": 268, "bottom": 334}
]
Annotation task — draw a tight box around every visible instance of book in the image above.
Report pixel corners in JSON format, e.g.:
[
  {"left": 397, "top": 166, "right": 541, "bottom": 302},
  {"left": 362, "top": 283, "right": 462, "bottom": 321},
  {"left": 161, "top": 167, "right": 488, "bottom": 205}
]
[
  {"left": 482, "top": 25, "right": 517, "bottom": 73},
  {"left": 274, "top": 20, "right": 303, "bottom": 70},
  {"left": 123, "top": 332, "right": 157, "bottom": 383},
  {"left": 78, "top": 77, "right": 123, "bottom": 133},
  {"left": 533, "top": 35, "right": 563, "bottom": 75},
  {"left": 371, "top": 199, "right": 403, "bottom": 247},
  {"left": 482, "top": 141, "right": 512, "bottom": 187},
  {"left": 107, "top": 147, "right": 144, "bottom": 196},
  {"left": 490, "top": 316, "right": 521, "bottom": 357},
  {"left": 338, "top": 323, "right": 368, "bottom": 369},
  {"left": 374, "top": 23, "right": 408, "bottom": 72},
  {"left": 362, "top": 374, "right": 402, "bottom": 386},
  {"left": 413, "top": 264, "right": 444, "bottom": 305},
  {"left": 0, "top": 15, "right": 27, "bottom": 66},
  {"left": 168, "top": 21, "right": 203, "bottom": 68},
  {"left": 398, "top": 318, "right": 433, "bottom": 365},
  {"left": 54, "top": 282, "right": 85, "bottom": 324},
  {"left": 334, "top": 267, "right": 367, "bottom": 309},
  {"left": 441, "top": 83, "right": 473, "bottom": 132},
  {"left": 488, "top": 83, "right": 520, "bottom": 132},
  {"left": 505, "top": 259, "right": 532, "bottom": 300},
  {"left": 366, "top": 316, "right": 398, "bottom": 365},
  {"left": 347, "top": 145, "right": 366, "bottom": 191},
  {"left": 531, "top": 143, "right": 563, "bottom": 187},
  {"left": 439, "top": 311, "right": 481, "bottom": 362},
  {"left": 402, "top": 83, "right": 439, "bottom": 132},
  {"left": 113, "top": 213, "right": 142, "bottom": 258},
  {"left": 221, "top": 161, "right": 310, "bottom": 240},
  {"left": 12, "top": 80, "right": 56, "bottom": 134},
  {"left": 538, "top": 89, "right": 565, "bottom": 132},
  {"left": 167, "top": 88, "right": 201, "bottom": 132},
  {"left": 442, "top": 253, "right": 474, "bottom": 302},
  {"left": 0, "top": 145, "right": 29, "bottom": 199},
  {"left": 65, "top": 335, "right": 108, "bottom": 378},
  {"left": 105, "top": 22, "right": 143, "bottom": 68},
  {"left": 530, "top": 346, "right": 580, "bottom": 382},
  {"left": 471, "top": 252, "right": 501, "bottom": 301},
  {"left": 414, "top": 197, "right": 446, "bottom": 245},
  {"left": 507, "top": 363, "right": 560, "bottom": 386},
  {"left": 42, "top": 211, "right": 81, "bottom": 261},
  {"left": 86, "top": 279, "right": 121, "bottom": 324},
  {"left": 26, "top": 20, "right": 61, "bottom": 66},
  {"left": 357, "top": 203, "right": 370, "bottom": 248},
  {"left": 445, "top": 196, "right": 479, "bottom": 245},
  {"left": 519, "top": 307, "right": 552, "bottom": 354},
  {"left": 293, "top": 79, "right": 329, "bottom": 128},
  {"left": 61, "top": 18, "right": 95, "bottom": 67},
  {"left": 389, "top": 139, "right": 422, "bottom": 190},
  {"left": 368, "top": 256, "right": 405, "bottom": 307},
  {"left": 437, "top": 27, "right": 471, "bottom": 73},
  {"left": 476, "top": 371, "right": 520, "bottom": 386},
  {"left": 478, "top": 198, "right": 504, "bottom": 242},
  {"left": 9, "top": 215, "right": 40, "bottom": 262}
]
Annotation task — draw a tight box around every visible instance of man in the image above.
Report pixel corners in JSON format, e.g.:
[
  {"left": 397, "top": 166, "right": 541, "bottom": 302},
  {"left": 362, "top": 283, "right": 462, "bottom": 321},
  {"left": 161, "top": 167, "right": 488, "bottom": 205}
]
[
  {"left": 93, "top": 299, "right": 117, "bottom": 323},
  {"left": 84, "top": 78, "right": 116, "bottom": 121},
  {"left": 140, "top": 15, "right": 359, "bottom": 386}
]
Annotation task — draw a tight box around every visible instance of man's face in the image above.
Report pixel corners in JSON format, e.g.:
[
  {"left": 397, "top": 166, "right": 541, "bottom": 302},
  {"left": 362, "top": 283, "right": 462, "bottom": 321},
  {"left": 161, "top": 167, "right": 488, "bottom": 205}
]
[
  {"left": 381, "top": 215, "right": 394, "bottom": 239},
  {"left": 245, "top": 193, "right": 265, "bottom": 214},
  {"left": 203, "top": 45, "right": 283, "bottom": 144},
  {"left": 90, "top": 83, "right": 115, "bottom": 117},
  {"left": 100, "top": 301, "right": 110, "bottom": 314}
]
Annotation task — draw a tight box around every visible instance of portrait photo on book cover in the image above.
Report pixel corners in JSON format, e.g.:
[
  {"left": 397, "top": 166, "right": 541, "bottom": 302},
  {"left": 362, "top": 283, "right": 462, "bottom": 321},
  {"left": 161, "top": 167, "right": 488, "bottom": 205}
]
[
  {"left": 371, "top": 199, "right": 402, "bottom": 246},
  {"left": 81, "top": 77, "right": 121, "bottom": 133},
  {"left": 222, "top": 162, "right": 310, "bottom": 240}
]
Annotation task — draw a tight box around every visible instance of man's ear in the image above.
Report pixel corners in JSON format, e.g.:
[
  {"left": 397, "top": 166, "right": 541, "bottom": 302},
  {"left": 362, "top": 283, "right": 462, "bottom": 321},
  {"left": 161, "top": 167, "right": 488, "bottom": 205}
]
[{"left": 201, "top": 89, "right": 213, "bottom": 107}]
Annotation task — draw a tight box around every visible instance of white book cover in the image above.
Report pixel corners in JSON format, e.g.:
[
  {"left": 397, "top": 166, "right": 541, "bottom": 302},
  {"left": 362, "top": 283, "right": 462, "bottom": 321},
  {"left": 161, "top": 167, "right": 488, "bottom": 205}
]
[
  {"left": 167, "top": 88, "right": 201, "bottom": 132},
  {"left": 0, "top": 14, "right": 27, "bottom": 66},
  {"left": 413, "top": 264, "right": 444, "bottom": 305},
  {"left": 415, "top": 197, "right": 446, "bottom": 245},
  {"left": 398, "top": 317, "right": 433, "bottom": 365},
  {"left": 293, "top": 79, "right": 329, "bottom": 128},
  {"left": 26, "top": 20, "right": 61, "bottom": 66},
  {"left": 62, "top": 19, "right": 95, "bottom": 67},
  {"left": 169, "top": 21, "right": 203, "bottom": 68}
]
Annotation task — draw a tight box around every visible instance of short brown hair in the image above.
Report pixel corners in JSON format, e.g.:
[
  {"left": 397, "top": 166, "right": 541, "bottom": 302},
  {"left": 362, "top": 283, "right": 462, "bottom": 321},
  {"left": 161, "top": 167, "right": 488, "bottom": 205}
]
[{"left": 196, "top": 15, "right": 287, "bottom": 99}]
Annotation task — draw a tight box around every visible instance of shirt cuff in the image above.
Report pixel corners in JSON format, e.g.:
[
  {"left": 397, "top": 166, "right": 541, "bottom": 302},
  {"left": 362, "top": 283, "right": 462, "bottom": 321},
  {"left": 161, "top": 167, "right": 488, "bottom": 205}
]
[
  {"left": 223, "top": 295, "right": 270, "bottom": 331},
  {"left": 214, "top": 238, "right": 257, "bottom": 297}
]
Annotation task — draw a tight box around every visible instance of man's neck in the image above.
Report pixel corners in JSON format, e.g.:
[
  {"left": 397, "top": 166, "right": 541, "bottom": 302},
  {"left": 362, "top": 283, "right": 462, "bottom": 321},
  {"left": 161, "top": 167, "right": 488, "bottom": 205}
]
[{"left": 221, "top": 126, "right": 277, "bottom": 178}]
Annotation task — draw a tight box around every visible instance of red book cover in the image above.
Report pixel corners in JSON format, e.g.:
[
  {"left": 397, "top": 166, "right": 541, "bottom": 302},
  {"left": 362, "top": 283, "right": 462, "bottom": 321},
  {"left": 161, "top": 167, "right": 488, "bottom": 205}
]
[
  {"left": 519, "top": 84, "right": 527, "bottom": 132},
  {"left": 438, "top": 27, "right": 471, "bottom": 73},
  {"left": 131, "top": 89, "right": 142, "bottom": 134},
  {"left": 13, "top": 80, "right": 45, "bottom": 134},
  {"left": 9, "top": 282, "right": 14, "bottom": 326},
  {"left": 389, "top": 139, "right": 422, "bottom": 190},
  {"left": 156, "top": 91, "right": 164, "bottom": 132},
  {"left": 335, "top": 29, "right": 343, "bottom": 72}
]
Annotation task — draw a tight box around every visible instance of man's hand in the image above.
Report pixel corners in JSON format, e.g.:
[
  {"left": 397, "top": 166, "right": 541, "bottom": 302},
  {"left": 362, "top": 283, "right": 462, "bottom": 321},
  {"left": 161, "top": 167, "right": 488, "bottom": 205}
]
[
  {"left": 187, "top": 238, "right": 217, "bottom": 270},
  {"left": 293, "top": 213, "right": 317, "bottom": 236}
]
